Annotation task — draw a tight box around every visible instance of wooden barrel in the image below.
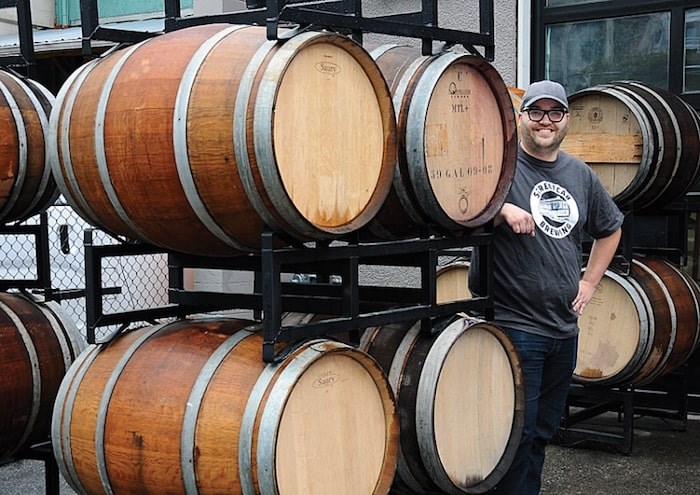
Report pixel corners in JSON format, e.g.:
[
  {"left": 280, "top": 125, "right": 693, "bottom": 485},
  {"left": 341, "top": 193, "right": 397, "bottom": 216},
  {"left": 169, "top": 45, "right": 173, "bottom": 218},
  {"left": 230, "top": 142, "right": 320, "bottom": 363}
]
[
  {"left": 0, "top": 70, "right": 58, "bottom": 224},
  {"left": 575, "top": 256, "right": 700, "bottom": 386},
  {"left": 508, "top": 86, "right": 524, "bottom": 112},
  {"left": 436, "top": 260, "right": 473, "bottom": 303},
  {"left": 563, "top": 81, "right": 700, "bottom": 211},
  {"left": 360, "top": 316, "right": 524, "bottom": 494},
  {"left": 508, "top": 86, "right": 524, "bottom": 139},
  {"left": 0, "top": 292, "right": 83, "bottom": 461},
  {"left": 52, "top": 318, "right": 398, "bottom": 495},
  {"left": 361, "top": 45, "right": 517, "bottom": 240},
  {"left": 50, "top": 24, "right": 396, "bottom": 256}
]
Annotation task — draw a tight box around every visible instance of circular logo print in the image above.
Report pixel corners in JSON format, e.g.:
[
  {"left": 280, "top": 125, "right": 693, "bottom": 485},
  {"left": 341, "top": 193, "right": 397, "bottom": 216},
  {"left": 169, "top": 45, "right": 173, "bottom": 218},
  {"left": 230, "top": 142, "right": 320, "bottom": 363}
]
[{"left": 530, "top": 181, "right": 579, "bottom": 239}]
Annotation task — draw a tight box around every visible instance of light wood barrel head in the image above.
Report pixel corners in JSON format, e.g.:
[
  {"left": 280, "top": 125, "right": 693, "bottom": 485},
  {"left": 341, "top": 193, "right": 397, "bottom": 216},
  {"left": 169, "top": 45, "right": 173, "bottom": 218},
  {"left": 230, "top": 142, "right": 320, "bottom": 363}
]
[
  {"left": 420, "top": 59, "right": 506, "bottom": 225},
  {"left": 272, "top": 38, "right": 391, "bottom": 232},
  {"left": 564, "top": 91, "right": 645, "bottom": 200},
  {"left": 436, "top": 261, "right": 472, "bottom": 303},
  {"left": 435, "top": 325, "right": 516, "bottom": 489},
  {"left": 275, "top": 351, "right": 392, "bottom": 495},
  {"left": 575, "top": 272, "right": 648, "bottom": 383}
]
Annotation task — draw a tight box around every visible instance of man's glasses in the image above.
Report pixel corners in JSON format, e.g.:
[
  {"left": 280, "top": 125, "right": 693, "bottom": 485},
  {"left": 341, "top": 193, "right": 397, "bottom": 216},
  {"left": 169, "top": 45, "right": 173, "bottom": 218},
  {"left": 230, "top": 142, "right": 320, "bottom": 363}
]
[{"left": 522, "top": 108, "right": 568, "bottom": 123}]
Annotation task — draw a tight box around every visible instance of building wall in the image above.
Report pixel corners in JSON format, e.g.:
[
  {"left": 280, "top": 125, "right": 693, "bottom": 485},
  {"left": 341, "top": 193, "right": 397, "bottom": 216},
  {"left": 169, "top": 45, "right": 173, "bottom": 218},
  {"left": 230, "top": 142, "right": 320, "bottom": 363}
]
[
  {"left": 363, "top": 0, "right": 517, "bottom": 85},
  {"left": 193, "top": 0, "right": 519, "bottom": 84},
  {"left": 0, "top": 0, "right": 55, "bottom": 35}
]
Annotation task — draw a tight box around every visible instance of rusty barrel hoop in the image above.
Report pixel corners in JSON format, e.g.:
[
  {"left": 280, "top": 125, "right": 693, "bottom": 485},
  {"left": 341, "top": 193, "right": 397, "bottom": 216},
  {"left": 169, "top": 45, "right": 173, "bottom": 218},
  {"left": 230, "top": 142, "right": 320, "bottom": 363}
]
[{"left": 50, "top": 24, "right": 396, "bottom": 256}]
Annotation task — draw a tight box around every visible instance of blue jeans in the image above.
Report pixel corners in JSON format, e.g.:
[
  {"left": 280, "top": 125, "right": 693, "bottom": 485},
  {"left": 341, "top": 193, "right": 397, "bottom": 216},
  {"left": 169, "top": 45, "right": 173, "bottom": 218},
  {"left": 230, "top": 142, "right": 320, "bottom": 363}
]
[{"left": 493, "top": 329, "right": 577, "bottom": 495}]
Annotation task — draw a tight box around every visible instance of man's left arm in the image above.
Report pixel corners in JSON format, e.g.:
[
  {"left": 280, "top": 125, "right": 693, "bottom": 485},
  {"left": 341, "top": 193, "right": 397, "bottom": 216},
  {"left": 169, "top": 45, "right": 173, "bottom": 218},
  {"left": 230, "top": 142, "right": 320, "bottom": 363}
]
[{"left": 572, "top": 227, "right": 622, "bottom": 315}]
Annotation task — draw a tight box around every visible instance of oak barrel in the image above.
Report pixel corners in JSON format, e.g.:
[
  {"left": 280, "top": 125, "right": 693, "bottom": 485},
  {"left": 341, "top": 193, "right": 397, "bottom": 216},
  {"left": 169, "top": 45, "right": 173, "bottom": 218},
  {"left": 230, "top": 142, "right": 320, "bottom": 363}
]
[
  {"left": 0, "top": 70, "right": 58, "bottom": 224},
  {"left": 52, "top": 318, "right": 398, "bottom": 495},
  {"left": 361, "top": 45, "right": 517, "bottom": 240},
  {"left": 563, "top": 81, "right": 700, "bottom": 211},
  {"left": 360, "top": 316, "right": 524, "bottom": 494},
  {"left": 50, "top": 24, "right": 396, "bottom": 256},
  {"left": 508, "top": 86, "right": 524, "bottom": 138},
  {"left": 436, "top": 260, "right": 473, "bottom": 303},
  {"left": 575, "top": 256, "right": 700, "bottom": 386},
  {"left": 0, "top": 292, "right": 83, "bottom": 461}
]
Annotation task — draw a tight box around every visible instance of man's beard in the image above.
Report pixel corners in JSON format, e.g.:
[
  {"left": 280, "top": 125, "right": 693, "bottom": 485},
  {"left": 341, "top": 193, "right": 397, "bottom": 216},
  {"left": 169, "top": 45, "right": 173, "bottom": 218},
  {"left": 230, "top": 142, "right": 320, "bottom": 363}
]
[{"left": 519, "top": 121, "right": 568, "bottom": 156}]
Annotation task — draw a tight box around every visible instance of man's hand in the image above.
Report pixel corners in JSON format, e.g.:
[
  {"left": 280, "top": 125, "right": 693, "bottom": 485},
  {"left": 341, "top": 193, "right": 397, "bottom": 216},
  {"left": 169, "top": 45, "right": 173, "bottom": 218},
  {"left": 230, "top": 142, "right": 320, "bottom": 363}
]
[
  {"left": 572, "top": 279, "right": 596, "bottom": 315},
  {"left": 498, "top": 203, "right": 536, "bottom": 237}
]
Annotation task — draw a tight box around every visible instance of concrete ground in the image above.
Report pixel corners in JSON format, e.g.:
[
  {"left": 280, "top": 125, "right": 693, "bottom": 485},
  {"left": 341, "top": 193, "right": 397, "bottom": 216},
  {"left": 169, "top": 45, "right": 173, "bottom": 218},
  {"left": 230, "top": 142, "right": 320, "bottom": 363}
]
[
  {"left": 543, "top": 413, "right": 700, "bottom": 495},
  {"left": 1, "top": 414, "right": 699, "bottom": 494}
]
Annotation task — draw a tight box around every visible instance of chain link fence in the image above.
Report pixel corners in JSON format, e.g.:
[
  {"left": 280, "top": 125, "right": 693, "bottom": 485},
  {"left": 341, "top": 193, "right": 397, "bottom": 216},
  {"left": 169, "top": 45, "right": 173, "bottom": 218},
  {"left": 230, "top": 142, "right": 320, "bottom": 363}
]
[{"left": 0, "top": 198, "right": 170, "bottom": 343}]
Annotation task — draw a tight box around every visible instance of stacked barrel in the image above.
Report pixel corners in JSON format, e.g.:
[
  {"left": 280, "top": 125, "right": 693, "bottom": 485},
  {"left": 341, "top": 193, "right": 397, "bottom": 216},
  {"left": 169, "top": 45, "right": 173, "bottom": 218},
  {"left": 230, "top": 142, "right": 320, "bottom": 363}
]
[
  {"left": 48, "top": 25, "right": 517, "bottom": 255},
  {"left": 0, "top": 69, "right": 59, "bottom": 224},
  {"left": 51, "top": 318, "right": 399, "bottom": 495},
  {"left": 360, "top": 316, "right": 524, "bottom": 494},
  {"left": 575, "top": 255, "right": 700, "bottom": 387},
  {"left": 0, "top": 69, "right": 84, "bottom": 466},
  {"left": 38, "top": 22, "right": 527, "bottom": 495},
  {"left": 561, "top": 82, "right": 700, "bottom": 386},
  {"left": 362, "top": 44, "right": 517, "bottom": 240},
  {"left": 0, "top": 293, "right": 84, "bottom": 462},
  {"left": 562, "top": 81, "right": 700, "bottom": 212}
]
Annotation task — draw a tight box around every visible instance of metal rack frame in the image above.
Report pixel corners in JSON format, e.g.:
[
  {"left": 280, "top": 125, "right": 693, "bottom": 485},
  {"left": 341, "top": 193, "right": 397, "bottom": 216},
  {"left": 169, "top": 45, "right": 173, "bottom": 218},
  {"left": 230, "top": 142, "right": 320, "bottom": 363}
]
[
  {"left": 85, "top": 229, "right": 494, "bottom": 362},
  {"left": 0, "top": 213, "right": 51, "bottom": 293},
  {"left": 556, "top": 367, "right": 689, "bottom": 455},
  {"left": 0, "top": 0, "right": 36, "bottom": 76},
  {"left": 78, "top": 0, "right": 495, "bottom": 59},
  {"left": 0, "top": 212, "right": 93, "bottom": 303}
]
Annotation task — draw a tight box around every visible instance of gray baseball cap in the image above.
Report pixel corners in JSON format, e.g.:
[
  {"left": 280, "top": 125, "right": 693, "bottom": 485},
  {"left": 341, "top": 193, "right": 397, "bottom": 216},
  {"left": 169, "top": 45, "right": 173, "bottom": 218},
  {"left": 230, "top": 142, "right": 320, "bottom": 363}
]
[{"left": 522, "top": 80, "right": 569, "bottom": 110}]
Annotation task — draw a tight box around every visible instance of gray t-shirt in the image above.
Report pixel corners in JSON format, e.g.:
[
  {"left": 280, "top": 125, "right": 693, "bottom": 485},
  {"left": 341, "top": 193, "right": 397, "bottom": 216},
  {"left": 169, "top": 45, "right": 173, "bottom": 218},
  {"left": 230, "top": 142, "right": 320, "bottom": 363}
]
[{"left": 470, "top": 147, "right": 624, "bottom": 338}]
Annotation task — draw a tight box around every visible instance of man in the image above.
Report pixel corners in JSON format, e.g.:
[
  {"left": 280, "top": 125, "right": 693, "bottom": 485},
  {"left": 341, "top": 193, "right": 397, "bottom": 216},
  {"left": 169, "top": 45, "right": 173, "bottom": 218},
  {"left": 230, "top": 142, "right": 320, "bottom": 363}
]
[{"left": 470, "top": 80, "right": 623, "bottom": 494}]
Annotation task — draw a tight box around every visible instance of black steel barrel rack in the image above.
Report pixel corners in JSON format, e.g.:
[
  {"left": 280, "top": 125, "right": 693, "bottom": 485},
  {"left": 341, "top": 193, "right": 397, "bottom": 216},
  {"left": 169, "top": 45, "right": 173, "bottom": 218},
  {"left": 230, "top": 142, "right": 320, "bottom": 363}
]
[
  {"left": 0, "top": 212, "right": 99, "bottom": 304},
  {"left": 79, "top": 0, "right": 496, "bottom": 59},
  {"left": 0, "top": 0, "right": 36, "bottom": 76},
  {"left": 85, "top": 229, "right": 495, "bottom": 362},
  {"left": 0, "top": 212, "right": 51, "bottom": 294},
  {"left": 555, "top": 369, "right": 689, "bottom": 455}
]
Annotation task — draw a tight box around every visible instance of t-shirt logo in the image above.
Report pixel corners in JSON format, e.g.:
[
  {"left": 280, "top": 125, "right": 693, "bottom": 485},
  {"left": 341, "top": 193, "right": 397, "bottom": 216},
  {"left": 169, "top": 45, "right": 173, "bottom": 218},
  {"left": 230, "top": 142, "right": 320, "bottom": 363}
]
[{"left": 529, "top": 180, "right": 579, "bottom": 239}]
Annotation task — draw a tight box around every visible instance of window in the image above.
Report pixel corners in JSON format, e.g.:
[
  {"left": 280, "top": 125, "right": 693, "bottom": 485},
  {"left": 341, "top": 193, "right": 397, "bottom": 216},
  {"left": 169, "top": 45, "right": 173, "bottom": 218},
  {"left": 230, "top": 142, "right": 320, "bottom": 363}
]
[
  {"left": 685, "top": 8, "right": 700, "bottom": 92},
  {"left": 546, "top": 13, "right": 670, "bottom": 92},
  {"left": 534, "top": 1, "right": 700, "bottom": 108},
  {"left": 546, "top": 0, "right": 613, "bottom": 6}
]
